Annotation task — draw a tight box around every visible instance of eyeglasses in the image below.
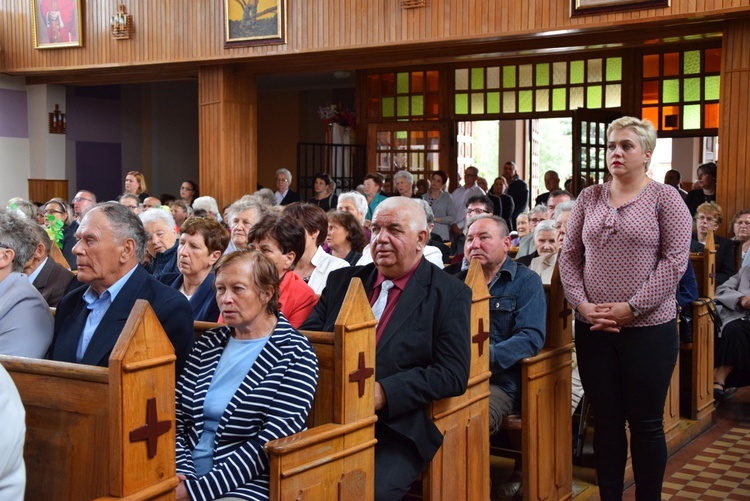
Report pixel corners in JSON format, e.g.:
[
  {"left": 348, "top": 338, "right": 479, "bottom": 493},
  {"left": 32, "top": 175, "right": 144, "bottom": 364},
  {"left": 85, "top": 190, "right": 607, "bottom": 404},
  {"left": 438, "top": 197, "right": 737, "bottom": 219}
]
[
  {"left": 695, "top": 215, "right": 718, "bottom": 224},
  {"left": 44, "top": 209, "right": 65, "bottom": 215},
  {"left": 72, "top": 197, "right": 92, "bottom": 203},
  {"left": 735, "top": 220, "right": 750, "bottom": 226},
  {"left": 529, "top": 217, "right": 545, "bottom": 223},
  {"left": 466, "top": 208, "right": 491, "bottom": 215}
]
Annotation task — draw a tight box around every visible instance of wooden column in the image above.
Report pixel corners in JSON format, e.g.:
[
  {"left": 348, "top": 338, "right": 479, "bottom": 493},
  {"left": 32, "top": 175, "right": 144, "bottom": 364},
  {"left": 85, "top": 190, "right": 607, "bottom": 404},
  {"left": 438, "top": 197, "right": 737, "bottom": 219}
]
[
  {"left": 199, "top": 65, "right": 257, "bottom": 209},
  {"left": 717, "top": 19, "right": 750, "bottom": 232}
]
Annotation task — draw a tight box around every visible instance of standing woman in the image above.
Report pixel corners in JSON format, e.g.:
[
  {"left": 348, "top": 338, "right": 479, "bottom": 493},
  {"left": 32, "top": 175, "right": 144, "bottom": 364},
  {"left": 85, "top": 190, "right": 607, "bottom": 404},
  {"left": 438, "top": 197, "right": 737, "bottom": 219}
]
[
  {"left": 422, "top": 170, "right": 456, "bottom": 242},
  {"left": 180, "top": 180, "right": 199, "bottom": 208},
  {"left": 308, "top": 173, "right": 338, "bottom": 212},
  {"left": 684, "top": 162, "right": 716, "bottom": 216},
  {"left": 559, "top": 117, "right": 692, "bottom": 499},
  {"left": 124, "top": 170, "right": 149, "bottom": 203}
]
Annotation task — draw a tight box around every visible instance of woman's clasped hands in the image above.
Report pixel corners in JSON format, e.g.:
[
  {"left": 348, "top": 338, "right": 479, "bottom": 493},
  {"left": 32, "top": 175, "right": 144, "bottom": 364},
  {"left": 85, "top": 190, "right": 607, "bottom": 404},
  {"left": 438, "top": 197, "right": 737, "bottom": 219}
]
[{"left": 577, "top": 302, "right": 635, "bottom": 332}]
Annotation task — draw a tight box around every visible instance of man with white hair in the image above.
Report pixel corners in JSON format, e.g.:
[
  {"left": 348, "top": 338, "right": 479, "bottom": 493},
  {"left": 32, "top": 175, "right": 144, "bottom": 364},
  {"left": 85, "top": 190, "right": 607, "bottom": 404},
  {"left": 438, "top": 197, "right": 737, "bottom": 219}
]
[
  {"left": 192, "top": 196, "right": 221, "bottom": 221},
  {"left": 516, "top": 205, "right": 547, "bottom": 260},
  {"left": 275, "top": 168, "right": 301, "bottom": 206},
  {"left": 140, "top": 208, "right": 179, "bottom": 279}
]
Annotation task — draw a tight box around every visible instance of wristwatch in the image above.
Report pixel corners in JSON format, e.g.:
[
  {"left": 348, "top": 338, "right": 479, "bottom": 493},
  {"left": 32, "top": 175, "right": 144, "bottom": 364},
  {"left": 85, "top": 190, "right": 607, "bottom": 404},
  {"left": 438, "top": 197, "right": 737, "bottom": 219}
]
[{"left": 628, "top": 301, "right": 640, "bottom": 317}]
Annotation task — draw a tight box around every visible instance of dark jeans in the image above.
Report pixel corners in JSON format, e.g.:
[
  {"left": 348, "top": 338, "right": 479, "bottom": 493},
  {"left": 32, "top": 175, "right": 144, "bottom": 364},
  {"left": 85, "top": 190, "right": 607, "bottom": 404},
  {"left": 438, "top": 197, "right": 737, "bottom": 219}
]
[
  {"left": 374, "top": 433, "right": 427, "bottom": 501},
  {"left": 575, "top": 319, "right": 678, "bottom": 501}
]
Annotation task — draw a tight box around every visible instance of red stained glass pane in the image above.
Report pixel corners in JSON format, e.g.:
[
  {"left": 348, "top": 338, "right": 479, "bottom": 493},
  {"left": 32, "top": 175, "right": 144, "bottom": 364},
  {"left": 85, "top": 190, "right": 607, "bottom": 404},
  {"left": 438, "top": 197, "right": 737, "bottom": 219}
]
[
  {"left": 367, "top": 98, "right": 381, "bottom": 118},
  {"left": 643, "top": 54, "right": 660, "bottom": 78},
  {"left": 642, "top": 81, "right": 659, "bottom": 104},
  {"left": 705, "top": 48, "right": 722, "bottom": 73},
  {"left": 426, "top": 71, "right": 440, "bottom": 92},
  {"left": 411, "top": 72, "right": 424, "bottom": 93},
  {"left": 425, "top": 93, "right": 440, "bottom": 116},
  {"left": 381, "top": 73, "right": 396, "bottom": 95},
  {"left": 367, "top": 75, "right": 380, "bottom": 96},
  {"left": 705, "top": 103, "right": 719, "bottom": 129},
  {"left": 663, "top": 53, "right": 680, "bottom": 77}
]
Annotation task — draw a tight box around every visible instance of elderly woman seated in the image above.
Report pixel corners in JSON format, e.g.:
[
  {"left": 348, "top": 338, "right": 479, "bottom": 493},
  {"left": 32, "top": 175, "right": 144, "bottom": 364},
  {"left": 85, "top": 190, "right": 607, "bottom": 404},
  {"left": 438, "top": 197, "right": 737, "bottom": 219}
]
[
  {"left": 160, "top": 218, "right": 229, "bottom": 322},
  {"left": 730, "top": 210, "right": 750, "bottom": 268},
  {"left": 690, "top": 202, "right": 736, "bottom": 286},
  {"left": 528, "top": 220, "right": 558, "bottom": 284},
  {"left": 140, "top": 208, "right": 180, "bottom": 279},
  {"left": 175, "top": 250, "right": 318, "bottom": 500},
  {"left": 712, "top": 266, "right": 750, "bottom": 402},
  {"left": 224, "top": 196, "right": 270, "bottom": 254}
]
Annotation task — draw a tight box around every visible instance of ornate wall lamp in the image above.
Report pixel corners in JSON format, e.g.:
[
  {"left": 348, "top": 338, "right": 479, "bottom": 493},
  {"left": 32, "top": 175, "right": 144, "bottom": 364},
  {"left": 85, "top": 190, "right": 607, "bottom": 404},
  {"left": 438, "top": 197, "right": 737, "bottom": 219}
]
[
  {"left": 110, "top": 5, "right": 134, "bottom": 40},
  {"left": 48, "top": 104, "right": 66, "bottom": 134}
]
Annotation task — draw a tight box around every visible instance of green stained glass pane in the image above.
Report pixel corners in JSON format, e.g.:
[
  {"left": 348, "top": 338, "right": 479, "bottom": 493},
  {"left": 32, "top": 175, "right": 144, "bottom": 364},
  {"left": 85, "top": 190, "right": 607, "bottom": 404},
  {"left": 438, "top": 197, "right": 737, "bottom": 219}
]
[
  {"left": 663, "top": 80, "right": 679, "bottom": 103},
  {"left": 570, "top": 61, "right": 584, "bottom": 84},
  {"left": 503, "top": 91, "right": 516, "bottom": 113},
  {"left": 412, "top": 95, "right": 424, "bottom": 116},
  {"left": 397, "top": 96, "right": 409, "bottom": 116},
  {"left": 536, "top": 63, "right": 550, "bottom": 86},
  {"left": 397, "top": 73, "right": 409, "bottom": 94},
  {"left": 471, "top": 68, "right": 485, "bottom": 90},
  {"left": 552, "top": 88, "right": 567, "bottom": 111},
  {"left": 605, "top": 84, "right": 621, "bottom": 108},
  {"left": 586, "top": 85, "right": 602, "bottom": 109},
  {"left": 606, "top": 58, "right": 622, "bottom": 81},
  {"left": 519, "top": 65, "right": 533, "bottom": 88},
  {"left": 395, "top": 131, "right": 408, "bottom": 140},
  {"left": 519, "top": 90, "right": 533, "bottom": 113},
  {"left": 553, "top": 62, "right": 567, "bottom": 85},
  {"left": 456, "top": 69, "right": 469, "bottom": 91},
  {"left": 705, "top": 76, "right": 720, "bottom": 100},
  {"left": 535, "top": 89, "right": 549, "bottom": 112},
  {"left": 588, "top": 59, "right": 602, "bottom": 83},
  {"left": 684, "top": 50, "right": 700, "bottom": 75},
  {"left": 570, "top": 87, "right": 584, "bottom": 109},
  {"left": 487, "top": 67, "right": 500, "bottom": 89},
  {"left": 503, "top": 66, "right": 516, "bottom": 89},
  {"left": 684, "top": 78, "right": 700, "bottom": 102},
  {"left": 471, "top": 93, "right": 485, "bottom": 114},
  {"left": 683, "top": 104, "right": 701, "bottom": 129},
  {"left": 382, "top": 97, "right": 395, "bottom": 117},
  {"left": 455, "top": 93, "right": 469, "bottom": 114},
  {"left": 487, "top": 92, "right": 500, "bottom": 113}
]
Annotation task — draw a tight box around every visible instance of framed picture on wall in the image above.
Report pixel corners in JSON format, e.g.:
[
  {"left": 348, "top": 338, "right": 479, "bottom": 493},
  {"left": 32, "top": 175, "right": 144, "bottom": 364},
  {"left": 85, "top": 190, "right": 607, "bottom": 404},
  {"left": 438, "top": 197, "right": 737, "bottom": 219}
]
[
  {"left": 31, "top": 0, "right": 83, "bottom": 49},
  {"left": 571, "top": 0, "right": 670, "bottom": 17},
  {"left": 224, "top": 0, "right": 287, "bottom": 47}
]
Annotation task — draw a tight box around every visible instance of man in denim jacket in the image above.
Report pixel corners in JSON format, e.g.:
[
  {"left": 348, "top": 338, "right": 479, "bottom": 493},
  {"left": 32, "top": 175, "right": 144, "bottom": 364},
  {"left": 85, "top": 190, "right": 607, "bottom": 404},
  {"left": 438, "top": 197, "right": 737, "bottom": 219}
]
[{"left": 459, "top": 215, "right": 546, "bottom": 433}]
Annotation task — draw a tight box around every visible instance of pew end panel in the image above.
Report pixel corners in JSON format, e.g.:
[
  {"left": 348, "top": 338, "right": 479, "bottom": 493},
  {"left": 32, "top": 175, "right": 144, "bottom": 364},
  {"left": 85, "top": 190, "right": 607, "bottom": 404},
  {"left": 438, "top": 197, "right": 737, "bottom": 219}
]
[{"left": 266, "top": 278, "right": 377, "bottom": 501}]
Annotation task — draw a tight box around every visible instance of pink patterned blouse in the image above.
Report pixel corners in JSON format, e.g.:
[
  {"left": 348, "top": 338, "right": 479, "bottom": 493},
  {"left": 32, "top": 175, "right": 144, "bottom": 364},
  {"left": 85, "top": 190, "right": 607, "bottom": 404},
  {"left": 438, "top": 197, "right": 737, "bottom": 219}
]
[{"left": 558, "top": 181, "right": 692, "bottom": 327}]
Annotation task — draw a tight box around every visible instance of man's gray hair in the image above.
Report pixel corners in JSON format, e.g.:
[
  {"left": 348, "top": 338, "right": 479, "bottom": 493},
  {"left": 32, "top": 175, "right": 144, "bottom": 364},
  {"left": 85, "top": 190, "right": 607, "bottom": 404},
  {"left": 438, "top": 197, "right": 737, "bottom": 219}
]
[
  {"left": 29, "top": 223, "right": 52, "bottom": 254},
  {"left": 0, "top": 208, "right": 43, "bottom": 272},
  {"left": 530, "top": 204, "right": 547, "bottom": 217},
  {"left": 192, "top": 196, "right": 220, "bottom": 216},
  {"left": 466, "top": 214, "right": 509, "bottom": 238},
  {"left": 89, "top": 202, "right": 150, "bottom": 262},
  {"left": 275, "top": 168, "right": 293, "bottom": 183},
  {"left": 534, "top": 219, "right": 558, "bottom": 239},
  {"left": 140, "top": 207, "right": 176, "bottom": 229},
  {"left": 393, "top": 170, "right": 414, "bottom": 185},
  {"left": 554, "top": 200, "right": 576, "bottom": 221},
  {"left": 338, "top": 191, "right": 368, "bottom": 223}
]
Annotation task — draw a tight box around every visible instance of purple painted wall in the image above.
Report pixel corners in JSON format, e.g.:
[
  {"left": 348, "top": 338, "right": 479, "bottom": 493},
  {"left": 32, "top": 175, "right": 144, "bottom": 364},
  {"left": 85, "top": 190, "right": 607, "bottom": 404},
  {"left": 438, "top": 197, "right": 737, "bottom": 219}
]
[{"left": 0, "top": 89, "right": 29, "bottom": 138}]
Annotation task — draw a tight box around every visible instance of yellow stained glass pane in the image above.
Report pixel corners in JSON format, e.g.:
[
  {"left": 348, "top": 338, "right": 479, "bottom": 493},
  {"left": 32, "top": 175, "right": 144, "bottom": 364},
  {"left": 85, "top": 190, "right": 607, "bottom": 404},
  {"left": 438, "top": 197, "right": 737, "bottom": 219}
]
[
  {"left": 382, "top": 97, "right": 395, "bottom": 117},
  {"left": 552, "top": 88, "right": 567, "bottom": 111},
  {"left": 519, "top": 90, "right": 533, "bottom": 112},
  {"left": 588, "top": 59, "right": 603, "bottom": 83},
  {"left": 684, "top": 78, "right": 700, "bottom": 102},
  {"left": 683, "top": 104, "right": 701, "bottom": 129},
  {"left": 503, "top": 66, "right": 516, "bottom": 89},
  {"left": 605, "top": 84, "right": 621, "bottom": 108},
  {"left": 519, "top": 65, "right": 533, "bottom": 88},
  {"left": 455, "top": 94, "right": 469, "bottom": 114},
  {"left": 397, "top": 96, "right": 409, "bottom": 116},
  {"left": 683, "top": 50, "right": 701, "bottom": 75},
  {"left": 553, "top": 62, "right": 567, "bottom": 85},
  {"left": 663, "top": 80, "right": 679, "bottom": 103},
  {"left": 487, "top": 92, "right": 500, "bottom": 113},
  {"left": 606, "top": 58, "right": 622, "bottom": 81},
  {"left": 412, "top": 95, "right": 424, "bottom": 116},
  {"left": 456, "top": 69, "right": 469, "bottom": 91},
  {"left": 397, "top": 73, "right": 409, "bottom": 94},
  {"left": 503, "top": 91, "right": 516, "bottom": 113},
  {"left": 536, "top": 63, "right": 550, "bottom": 86},
  {"left": 705, "top": 76, "right": 720, "bottom": 100},
  {"left": 570, "top": 87, "right": 584, "bottom": 109},
  {"left": 586, "top": 86, "right": 602, "bottom": 109},
  {"left": 471, "top": 93, "right": 485, "bottom": 114},
  {"left": 471, "top": 68, "right": 485, "bottom": 90},
  {"left": 570, "top": 61, "right": 585, "bottom": 84},
  {"left": 487, "top": 67, "right": 500, "bottom": 89},
  {"left": 535, "top": 89, "right": 549, "bottom": 112}
]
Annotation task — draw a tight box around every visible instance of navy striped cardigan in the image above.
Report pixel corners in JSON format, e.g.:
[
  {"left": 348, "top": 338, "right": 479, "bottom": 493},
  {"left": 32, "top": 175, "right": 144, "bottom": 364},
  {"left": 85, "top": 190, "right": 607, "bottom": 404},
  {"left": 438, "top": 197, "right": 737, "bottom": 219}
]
[{"left": 175, "top": 314, "right": 318, "bottom": 501}]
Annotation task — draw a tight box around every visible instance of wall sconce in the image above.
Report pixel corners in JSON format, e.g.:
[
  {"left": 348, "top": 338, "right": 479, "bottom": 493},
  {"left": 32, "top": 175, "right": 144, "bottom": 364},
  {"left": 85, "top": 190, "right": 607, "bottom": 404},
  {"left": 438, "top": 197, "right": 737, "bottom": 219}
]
[
  {"left": 110, "top": 5, "right": 134, "bottom": 40},
  {"left": 401, "top": 0, "right": 426, "bottom": 8},
  {"left": 48, "top": 104, "right": 66, "bottom": 134}
]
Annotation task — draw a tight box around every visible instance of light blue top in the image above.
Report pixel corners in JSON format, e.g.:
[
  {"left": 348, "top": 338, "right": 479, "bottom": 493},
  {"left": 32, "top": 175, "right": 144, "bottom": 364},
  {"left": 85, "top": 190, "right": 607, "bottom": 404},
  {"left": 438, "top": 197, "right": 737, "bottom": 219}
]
[
  {"left": 76, "top": 264, "right": 138, "bottom": 361},
  {"left": 26, "top": 257, "right": 47, "bottom": 284},
  {"left": 192, "top": 335, "right": 270, "bottom": 476}
]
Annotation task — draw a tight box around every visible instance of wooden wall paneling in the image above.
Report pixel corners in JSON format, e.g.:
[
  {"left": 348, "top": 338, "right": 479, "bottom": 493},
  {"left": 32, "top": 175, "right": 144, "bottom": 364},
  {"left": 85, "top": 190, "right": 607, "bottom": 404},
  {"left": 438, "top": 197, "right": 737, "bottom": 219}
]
[
  {"left": 717, "top": 18, "right": 750, "bottom": 235},
  {"left": 28, "top": 179, "right": 69, "bottom": 204}
]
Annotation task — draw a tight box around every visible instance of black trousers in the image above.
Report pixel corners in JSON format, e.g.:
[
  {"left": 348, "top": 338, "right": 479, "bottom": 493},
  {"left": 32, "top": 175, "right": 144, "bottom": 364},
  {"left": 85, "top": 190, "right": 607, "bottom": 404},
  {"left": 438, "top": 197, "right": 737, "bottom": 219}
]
[
  {"left": 374, "top": 432, "right": 427, "bottom": 501},
  {"left": 576, "top": 319, "right": 678, "bottom": 501}
]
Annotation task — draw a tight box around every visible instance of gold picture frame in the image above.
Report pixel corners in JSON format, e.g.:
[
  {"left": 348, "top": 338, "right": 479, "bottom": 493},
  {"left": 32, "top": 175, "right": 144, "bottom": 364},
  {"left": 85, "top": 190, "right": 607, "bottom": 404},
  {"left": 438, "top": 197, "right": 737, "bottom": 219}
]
[
  {"left": 224, "top": 0, "right": 287, "bottom": 47},
  {"left": 571, "top": 0, "right": 670, "bottom": 17},
  {"left": 32, "top": 0, "right": 83, "bottom": 49}
]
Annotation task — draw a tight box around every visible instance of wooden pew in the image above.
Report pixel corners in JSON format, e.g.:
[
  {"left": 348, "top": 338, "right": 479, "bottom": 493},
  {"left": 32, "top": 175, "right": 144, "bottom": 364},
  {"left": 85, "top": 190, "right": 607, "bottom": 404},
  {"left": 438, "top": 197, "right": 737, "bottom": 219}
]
[
  {"left": 492, "top": 263, "right": 574, "bottom": 501},
  {"left": 0, "top": 300, "right": 178, "bottom": 501}
]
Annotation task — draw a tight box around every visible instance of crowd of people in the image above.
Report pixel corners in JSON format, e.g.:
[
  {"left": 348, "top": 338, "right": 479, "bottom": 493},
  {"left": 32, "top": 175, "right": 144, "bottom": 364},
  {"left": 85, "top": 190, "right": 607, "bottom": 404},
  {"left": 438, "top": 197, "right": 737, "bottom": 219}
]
[{"left": 1, "top": 116, "right": 748, "bottom": 499}]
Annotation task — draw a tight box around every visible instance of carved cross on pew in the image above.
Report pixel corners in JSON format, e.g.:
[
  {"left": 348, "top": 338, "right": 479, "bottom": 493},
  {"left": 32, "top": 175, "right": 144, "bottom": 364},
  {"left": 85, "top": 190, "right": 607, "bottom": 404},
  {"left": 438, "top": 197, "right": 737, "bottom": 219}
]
[
  {"left": 560, "top": 299, "right": 572, "bottom": 330},
  {"left": 472, "top": 318, "right": 490, "bottom": 356},
  {"left": 129, "top": 397, "right": 171, "bottom": 459},
  {"left": 349, "top": 352, "right": 374, "bottom": 398}
]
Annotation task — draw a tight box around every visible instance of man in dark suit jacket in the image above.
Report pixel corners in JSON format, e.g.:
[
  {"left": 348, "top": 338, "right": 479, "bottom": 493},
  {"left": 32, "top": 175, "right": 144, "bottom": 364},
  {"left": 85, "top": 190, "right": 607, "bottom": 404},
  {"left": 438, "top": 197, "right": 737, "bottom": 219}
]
[
  {"left": 47, "top": 203, "right": 194, "bottom": 376},
  {"left": 24, "top": 223, "right": 76, "bottom": 308},
  {"left": 274, "top": 168, "right": 301, "bottom": 206},
  {"left": 301, "top": 197, "right": 471, "bottom": 500}
]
